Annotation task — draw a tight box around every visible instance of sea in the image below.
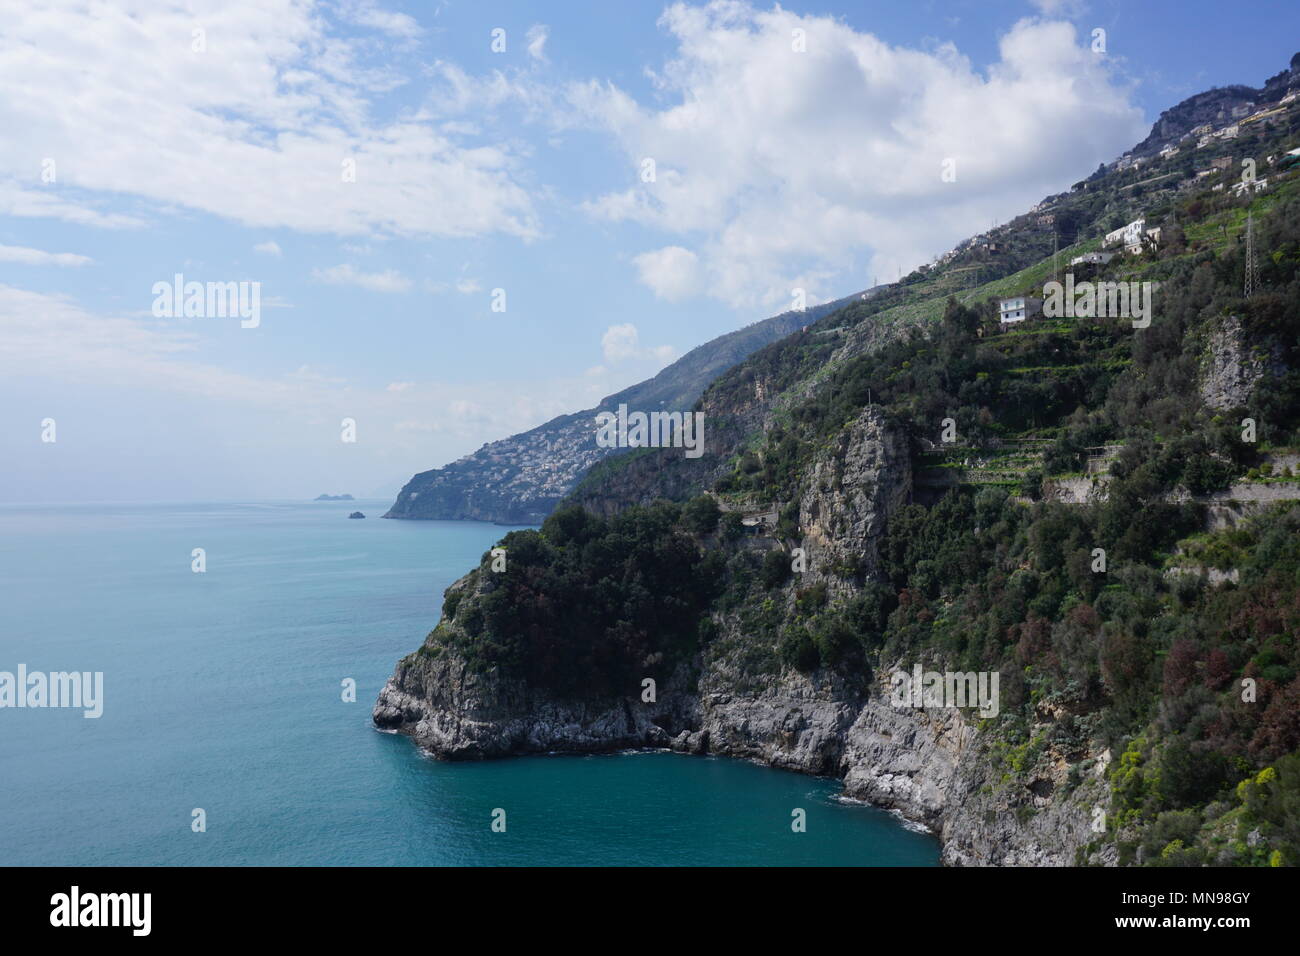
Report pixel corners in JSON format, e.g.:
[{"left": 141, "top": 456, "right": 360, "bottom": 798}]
[{"left": 0, "top": 499, "right": 939, "bottom": 866}]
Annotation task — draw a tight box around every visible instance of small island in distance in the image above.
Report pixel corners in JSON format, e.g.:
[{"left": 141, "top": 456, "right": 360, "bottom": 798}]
[
  {"left": 314, "top": 493, "right": 354, "bottom": 501},
  {"left": 348, "top": 511, "right": 365, "bottom": 519}
]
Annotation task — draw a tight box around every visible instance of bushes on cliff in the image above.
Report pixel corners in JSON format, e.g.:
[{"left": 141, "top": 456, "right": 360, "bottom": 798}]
[
  {"left": 427, "top": 186, "right": 1300, "bottom": 865},
  {"left": 760, "top": 548, "right": 791, "bottom": 589},
  {"left": 442, "top": 504, "right": 723, "bottom": 697},
  {"left": 1239, "top": 756, "right": 1300, "bottom": 865}
]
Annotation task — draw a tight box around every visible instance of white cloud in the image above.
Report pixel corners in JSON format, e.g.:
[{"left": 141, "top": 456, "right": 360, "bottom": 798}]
[
  {"left": 601, "top": 323, "right": 638, "bottom": 362},
  {"left": 632, "top": 245, "right": 703, "bottom": 301},
  {"left": 339, "top": 0, "right": 423, "bottom": 39},
  {"left": 572, "top": 3, "right": 1145, "bottom": 308},
  {"left": 1029, "top": 0, "right": 1089, "bottom": 17},
  {"left": 0, "top": 181, "right": 145, "bottom": 229},
  {"left": 601, "top": 322, "right": 675, "bottom": 364},
  {"left": 0, "top": 0, "right": 538, "bottom": 239},
  {"left": 455, "top": 277, "right": 482, "bottom": 294},
  {"left": 253, "top": 240, "right": 282, "bottom": 256},
  {"left": 312, "top": 263, "right": 412, "bottom": 293},
  {"left": 526, "top": 25, "right": 550, "bottom": 62},
  {"left": 0, "top": 244, "right": 92, "bottom": 267}
]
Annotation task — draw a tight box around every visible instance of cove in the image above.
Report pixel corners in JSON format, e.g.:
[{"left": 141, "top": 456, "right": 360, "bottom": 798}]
[{"left": 0, "top": 500, "right": 938, "bottom": 866}]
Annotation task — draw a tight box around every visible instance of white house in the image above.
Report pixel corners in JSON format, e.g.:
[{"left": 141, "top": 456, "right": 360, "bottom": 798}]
[
  {"left": 1105, "top": 219, "right": 1160, "bottom": 256},
  {"left": 1126, "top": 227, "right": 1160, "bottom": 255},
  {"left": 1104, "top": 218, "right": 1147, "bottom": 249},
  {"left": 999, "top": 296, "right": 1042, "bottom": 326},
  {"left": 1070, "top": 251, "right": 1115, "bottom": 266}
]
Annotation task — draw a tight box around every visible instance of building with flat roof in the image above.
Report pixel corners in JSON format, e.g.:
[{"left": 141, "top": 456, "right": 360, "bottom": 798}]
[{"left": 999, "top": 296, "right": 1042, "bottom": 326}]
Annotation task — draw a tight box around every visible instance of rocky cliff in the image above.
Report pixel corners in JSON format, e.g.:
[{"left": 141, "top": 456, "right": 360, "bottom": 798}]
[
  {"left": 374, "top": 407, "right": 1107, "bottom": 865},
  {"left": 375, "top": 53, "right": 1300, "bottom": 868},
  {"left": 1132, "top": 52, "right": 1300, "bottom": 157},
  {"left": 1199, "top": 314, "right": 1286, "bottom": 411},
  {"left": 374, "top": 641, "right": 1109, "bottom": 866}
]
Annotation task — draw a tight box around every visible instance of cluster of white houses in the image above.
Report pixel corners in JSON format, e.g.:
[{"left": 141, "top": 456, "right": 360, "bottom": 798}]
[
  {"left": 997, "top": 215, "right": 1157, "bottom": 326},
  {"left": 969, "top": 85, "right": 1300, "bottom": 332},
  {"left": 1117, "top": 87, "right": 1300, "bottom": 179}
]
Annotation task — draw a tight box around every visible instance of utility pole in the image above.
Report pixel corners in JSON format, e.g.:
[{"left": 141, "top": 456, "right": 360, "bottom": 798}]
[{"left": 1245, "top": 211, "right": 1259, "bottom": 299}]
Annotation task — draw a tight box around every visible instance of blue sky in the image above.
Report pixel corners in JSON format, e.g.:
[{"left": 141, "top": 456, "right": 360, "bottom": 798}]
[{"left": 3, "top": 0, "right": 1298, "bottom": 502}]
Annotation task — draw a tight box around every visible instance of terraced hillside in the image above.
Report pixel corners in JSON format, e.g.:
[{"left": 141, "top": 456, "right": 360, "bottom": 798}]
[{"left": 377, "top": 58, "right": 1300, "bottom": 867}]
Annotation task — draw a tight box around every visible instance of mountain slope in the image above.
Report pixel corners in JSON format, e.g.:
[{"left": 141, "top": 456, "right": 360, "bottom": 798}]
[
  {"left": 383, "top": 291, "right": 874, "bottom": 523},
  {"left": 377, "top": 57, "right": 1300, "bottom": 866}
]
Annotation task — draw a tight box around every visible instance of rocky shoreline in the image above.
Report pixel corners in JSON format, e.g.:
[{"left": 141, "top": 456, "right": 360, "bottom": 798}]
[
  {"left": 374, "top": 645, "right": 1111, "bottom": 866},
  {"left": 373, "top": 404, "right": 1117, "bottom": 866}
]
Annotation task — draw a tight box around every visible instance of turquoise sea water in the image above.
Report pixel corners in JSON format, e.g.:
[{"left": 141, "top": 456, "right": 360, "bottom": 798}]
[{"left": 0, "top": 500, "right": 939, "bottom": 866}]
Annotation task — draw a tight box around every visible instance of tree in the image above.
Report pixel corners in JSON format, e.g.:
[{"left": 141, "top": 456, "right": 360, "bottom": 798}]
[
  {"left": 681, "top": 494, "right": 721, "bottom": 534},
  {"left": 941, "top": 296, "right": 981, "bottom": 340}
]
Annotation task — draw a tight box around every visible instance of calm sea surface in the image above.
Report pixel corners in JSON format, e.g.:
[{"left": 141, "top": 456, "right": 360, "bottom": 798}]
[{"left": 0, "top": 500, "right": 939, "bottom": 866}]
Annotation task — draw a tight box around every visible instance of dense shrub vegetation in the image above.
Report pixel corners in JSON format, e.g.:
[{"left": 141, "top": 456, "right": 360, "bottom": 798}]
[
  {"left": 430, "top": 155, "right": 1300, "bottom": 865},
  {"left": 436, "top": 502, "right": 723, "bottom": 697}
]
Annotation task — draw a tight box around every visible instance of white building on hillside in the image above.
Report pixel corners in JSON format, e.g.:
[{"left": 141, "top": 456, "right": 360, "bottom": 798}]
[
  {"left": 999, "top": 296, "right": 1042, "bottom": 326},
  {"left": 1104, "top": 218, "right": 1146, "bottom": 249}
]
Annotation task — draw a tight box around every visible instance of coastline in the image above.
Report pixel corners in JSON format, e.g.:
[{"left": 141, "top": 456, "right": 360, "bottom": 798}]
[{"left": 373, "top": 647, "right": 1109, "bottom": 866}]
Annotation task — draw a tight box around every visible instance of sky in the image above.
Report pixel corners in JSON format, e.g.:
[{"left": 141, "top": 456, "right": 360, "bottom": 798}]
[{"left": 2, "top": 0, "right": 1298, "bottom": 503}]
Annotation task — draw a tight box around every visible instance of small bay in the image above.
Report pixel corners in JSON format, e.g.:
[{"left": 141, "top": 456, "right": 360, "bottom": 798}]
[{"left": 0, "top": 500, "right": 939, "bottom": 866}]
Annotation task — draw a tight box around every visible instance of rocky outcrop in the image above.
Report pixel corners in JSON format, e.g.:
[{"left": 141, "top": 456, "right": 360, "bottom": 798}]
[
  {"left": 375, "top": 646, "right": 1103, "bottom": 865},
  {"left": 373, "top": 651, "right": 697, "bottom": 758},
  {"left": 1043, "top": 475, "right": 1108, "bottom": 504},
  {"left": 1204, "top": 480, "right": 1300, "bottom": 529},
  {"left": 1199, "top": 314, "right": 1282, "bottom": 411},
  {"left": 798, "top": 406, "right": 911, "bottom": 589},
  {"left": 375, "top": 407, "right": 1102, "bottom": 865},
  {"left": 1132, "top": 51, "right": 1299, "bottom": 158}
]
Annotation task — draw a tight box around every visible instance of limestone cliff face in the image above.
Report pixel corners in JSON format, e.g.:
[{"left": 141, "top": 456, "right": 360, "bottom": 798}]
[
  {"left": 374, "top": 406, "right": 1103, "bottom": 865},
  {"left": 375, "top": 645, "right": 1106, "bottom": 865},
  {"left": 1199, "top": 314, "right": 1284, "bottom": 411},
  {"left": 798, "top": 407, "right": 912, "bottom": 590}
]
